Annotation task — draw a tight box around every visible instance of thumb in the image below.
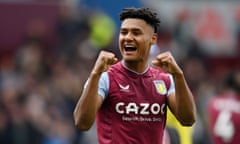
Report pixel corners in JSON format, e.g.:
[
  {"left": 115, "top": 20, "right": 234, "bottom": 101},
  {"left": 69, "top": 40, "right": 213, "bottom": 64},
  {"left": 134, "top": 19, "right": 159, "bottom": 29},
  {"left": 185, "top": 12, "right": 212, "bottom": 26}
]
[
  {"left": 107, "top": 57, "right": 118, "bottom": 65},
  {"left": 113, "top": 57, "right": 118, "bottom": 64},
  {"left": 151, "top": 60, "right": 161, "bottom": 67}
]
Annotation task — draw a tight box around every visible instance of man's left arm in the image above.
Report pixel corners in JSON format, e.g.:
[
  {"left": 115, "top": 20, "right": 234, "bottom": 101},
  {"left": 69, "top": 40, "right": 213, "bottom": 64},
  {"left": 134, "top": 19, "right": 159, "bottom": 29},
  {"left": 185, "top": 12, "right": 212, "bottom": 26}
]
[
  {"left": 152, "top": 51, "right": 196, "bottom": 126},
  {"left": 167, "top": 73, "right": 196, "bottom": 126}
]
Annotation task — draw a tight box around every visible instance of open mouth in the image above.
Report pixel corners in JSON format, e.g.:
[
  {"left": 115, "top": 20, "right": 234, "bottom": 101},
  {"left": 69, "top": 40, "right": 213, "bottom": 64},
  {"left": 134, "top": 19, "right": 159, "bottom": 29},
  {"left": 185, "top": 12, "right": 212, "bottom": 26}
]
[{"left": 124, "top": 45, "right": 137, "bottom": 52}]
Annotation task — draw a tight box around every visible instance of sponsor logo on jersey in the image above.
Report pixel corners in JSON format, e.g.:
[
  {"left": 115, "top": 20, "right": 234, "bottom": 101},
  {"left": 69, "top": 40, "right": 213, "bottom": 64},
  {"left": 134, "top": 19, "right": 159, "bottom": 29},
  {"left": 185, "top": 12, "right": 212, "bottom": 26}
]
[
  {"left": 119, "top": 84, "right": 130, "bottom": 91},
  {"left": 115, "top": 102, "right": 166, "bottom": 122},
  {"left": 115, "top": 102, "right": 166, "bottom": 115},
  {"left": 153, "top": 80, "right": 167, "bottom": 95}
]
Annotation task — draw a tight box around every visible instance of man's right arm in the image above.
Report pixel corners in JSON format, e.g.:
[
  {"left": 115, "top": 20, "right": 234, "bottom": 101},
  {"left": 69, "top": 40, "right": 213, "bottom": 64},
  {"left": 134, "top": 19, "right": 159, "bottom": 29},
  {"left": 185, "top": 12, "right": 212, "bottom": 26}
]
[
  {"left": 73, "top": 51, "right": 118, "bottom": 131},
  {"left": 73, "top": 72, "right": 103, "bottom": 131}
]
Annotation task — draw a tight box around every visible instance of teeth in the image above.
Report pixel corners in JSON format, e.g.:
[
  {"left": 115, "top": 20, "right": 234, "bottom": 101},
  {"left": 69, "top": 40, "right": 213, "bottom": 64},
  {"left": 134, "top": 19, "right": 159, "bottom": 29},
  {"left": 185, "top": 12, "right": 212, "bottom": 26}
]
[
  {"left": 125, "top": 45, "right": 134, "bottom": 48},
  {"left": 124, "top": 45, "right": 137, "bottom": 51}
]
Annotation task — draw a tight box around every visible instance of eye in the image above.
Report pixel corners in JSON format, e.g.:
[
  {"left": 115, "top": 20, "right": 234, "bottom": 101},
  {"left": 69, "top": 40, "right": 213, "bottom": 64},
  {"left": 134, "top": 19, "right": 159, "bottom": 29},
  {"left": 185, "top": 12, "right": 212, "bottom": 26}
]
[
  {"left": 132, "top": 30, "right": 141, "bottom": 36},
  {"left": 120, "top": 30, "right": 128, "bottom": 35}
]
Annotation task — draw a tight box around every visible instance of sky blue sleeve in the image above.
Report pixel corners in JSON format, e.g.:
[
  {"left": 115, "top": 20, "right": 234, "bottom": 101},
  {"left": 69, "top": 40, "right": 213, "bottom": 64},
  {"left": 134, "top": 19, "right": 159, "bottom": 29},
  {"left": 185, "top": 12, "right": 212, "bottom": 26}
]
[
  {"left": 98, "top": 72, "right": 109, "bottom": 100},
  {"left": 167, "top": 74, "right": 175, "bottom": 96}
]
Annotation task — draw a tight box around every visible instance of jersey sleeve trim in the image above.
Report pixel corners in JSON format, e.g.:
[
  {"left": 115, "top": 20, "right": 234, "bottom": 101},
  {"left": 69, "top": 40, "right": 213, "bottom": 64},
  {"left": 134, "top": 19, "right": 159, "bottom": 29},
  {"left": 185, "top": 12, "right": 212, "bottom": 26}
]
[
  {"left": 167, "top": 74, "right": 175, "bottom": 96},
  {"left": 98, "top": 72, "right": 109, "bottom": 100}
]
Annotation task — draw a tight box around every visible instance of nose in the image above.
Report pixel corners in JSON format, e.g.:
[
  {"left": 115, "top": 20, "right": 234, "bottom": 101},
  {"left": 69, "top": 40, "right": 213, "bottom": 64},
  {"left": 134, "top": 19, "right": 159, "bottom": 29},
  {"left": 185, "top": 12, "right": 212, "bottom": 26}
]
[{"left": 125, "top": 32, "right": 134, "bottom": 41}]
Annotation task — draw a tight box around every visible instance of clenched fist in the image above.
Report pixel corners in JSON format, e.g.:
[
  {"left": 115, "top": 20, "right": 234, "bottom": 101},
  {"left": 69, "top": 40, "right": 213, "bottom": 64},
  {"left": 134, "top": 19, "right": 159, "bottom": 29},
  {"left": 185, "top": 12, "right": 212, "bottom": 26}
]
[
  {"left": 92, "top": 51, "right": 118, "bottom": 75},
  {"left": 151, "top": 51, "right": 183, "bottom": 76}
]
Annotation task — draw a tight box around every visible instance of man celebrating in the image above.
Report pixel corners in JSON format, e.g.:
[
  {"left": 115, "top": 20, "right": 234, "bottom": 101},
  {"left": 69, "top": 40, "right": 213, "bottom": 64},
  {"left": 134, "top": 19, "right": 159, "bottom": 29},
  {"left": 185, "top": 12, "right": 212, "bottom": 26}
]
[{"left": 74, "top": 7, "right": 196, "bottom": 144}]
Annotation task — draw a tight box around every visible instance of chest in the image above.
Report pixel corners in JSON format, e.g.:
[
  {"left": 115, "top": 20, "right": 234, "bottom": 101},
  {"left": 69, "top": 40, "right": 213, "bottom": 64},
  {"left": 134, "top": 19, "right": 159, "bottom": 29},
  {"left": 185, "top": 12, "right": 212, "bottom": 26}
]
[{"left": 108, "top": 73, "right": 168, "bottom": 107}]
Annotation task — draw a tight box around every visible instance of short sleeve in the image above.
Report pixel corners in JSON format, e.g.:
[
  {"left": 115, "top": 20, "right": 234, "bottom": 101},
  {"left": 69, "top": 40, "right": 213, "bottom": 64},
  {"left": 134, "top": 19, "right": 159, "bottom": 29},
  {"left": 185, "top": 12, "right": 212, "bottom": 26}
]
[
  {"left": 98, "top": 72, "right": 109, "bottom": 100},
  {"left": 167, "top": 74, "right": 175, "bottom": 96},
  {"left": 83, "top": 72, "right": 109, "bottom": 100}
]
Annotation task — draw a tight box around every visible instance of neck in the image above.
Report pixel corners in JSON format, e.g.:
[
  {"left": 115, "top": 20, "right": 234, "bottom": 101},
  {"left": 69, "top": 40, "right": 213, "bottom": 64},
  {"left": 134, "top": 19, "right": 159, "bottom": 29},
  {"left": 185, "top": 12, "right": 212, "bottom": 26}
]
[{"left": 122, "top": 60, "right": 149, "bottom": 74}]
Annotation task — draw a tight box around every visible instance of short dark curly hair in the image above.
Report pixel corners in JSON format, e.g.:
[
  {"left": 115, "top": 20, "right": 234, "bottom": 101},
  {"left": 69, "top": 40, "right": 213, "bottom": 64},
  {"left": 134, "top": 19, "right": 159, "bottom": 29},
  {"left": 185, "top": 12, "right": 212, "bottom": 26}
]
[{"left": 119, "top": 7, "right": 161, "bottom": 33}]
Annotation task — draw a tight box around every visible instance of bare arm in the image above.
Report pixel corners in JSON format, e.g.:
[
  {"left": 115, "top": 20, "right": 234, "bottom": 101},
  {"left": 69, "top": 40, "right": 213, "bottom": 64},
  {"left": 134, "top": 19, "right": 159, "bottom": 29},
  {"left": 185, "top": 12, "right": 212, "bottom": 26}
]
[
  {"left": 152, "top": 51, "right": 196, "bottom": 126},
  {"left": 167, "top": 73, "right": 196, "bottom": 126},
  {"left": 73, "top": 51, "right": 118, "bottom": 131},
  {"left": 73, "top": 72, "right": 103, "bottom": 131}
]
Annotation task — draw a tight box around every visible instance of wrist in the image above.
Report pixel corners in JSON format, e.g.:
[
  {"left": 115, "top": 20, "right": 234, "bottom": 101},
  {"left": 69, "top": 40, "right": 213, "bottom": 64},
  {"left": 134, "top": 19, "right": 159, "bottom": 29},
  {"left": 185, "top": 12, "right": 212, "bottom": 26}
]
[
  {"left": 172, "top": 70, "right": 184, "bottom": 79},
  {"left": 90, "top": 70, "right": 103, "bottom": 78}
]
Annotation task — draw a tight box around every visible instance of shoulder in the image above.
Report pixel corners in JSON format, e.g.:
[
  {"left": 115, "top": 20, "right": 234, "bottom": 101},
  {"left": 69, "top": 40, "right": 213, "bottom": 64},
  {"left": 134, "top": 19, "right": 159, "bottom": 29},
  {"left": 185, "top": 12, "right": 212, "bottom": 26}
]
[
  {"left": 108, "top": 62, "right": 122, "bottom": 72},
  {"left": 149, "top": 67, "right": 172, "bottom": 81},
  {"left": 149, "top": 67, "right": 169, "bottom": 76},
  {"left": 207, "top": 94, "right": 228, "bottom": 111},
  {"left": 149, "top": 67, "right": 174, "bottom": 91}
]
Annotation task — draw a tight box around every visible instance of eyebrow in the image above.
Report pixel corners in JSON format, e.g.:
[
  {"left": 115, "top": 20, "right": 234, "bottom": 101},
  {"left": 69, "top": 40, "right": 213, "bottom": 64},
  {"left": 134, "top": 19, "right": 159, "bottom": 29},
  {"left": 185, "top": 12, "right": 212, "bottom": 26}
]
[{"left": 120, "top": 27, "right": 142, "bottom": 32}]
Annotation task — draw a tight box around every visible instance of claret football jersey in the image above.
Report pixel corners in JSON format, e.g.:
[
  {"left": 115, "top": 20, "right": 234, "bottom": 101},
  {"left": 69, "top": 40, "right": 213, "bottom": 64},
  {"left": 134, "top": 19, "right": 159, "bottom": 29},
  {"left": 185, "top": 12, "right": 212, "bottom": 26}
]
[
  {"left": 97, "top": 61, "right": 175, "bottom": 144},
  {"left": 208, "top": 93, "right": 240, "bottom": 144}
]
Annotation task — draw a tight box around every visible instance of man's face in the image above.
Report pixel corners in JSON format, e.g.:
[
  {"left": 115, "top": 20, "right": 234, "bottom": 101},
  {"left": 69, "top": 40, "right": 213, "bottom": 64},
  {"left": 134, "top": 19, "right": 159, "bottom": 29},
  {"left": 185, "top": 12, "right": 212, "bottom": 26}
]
[{"left": 119, "top": 18, "right": 157, "bottom": 62}]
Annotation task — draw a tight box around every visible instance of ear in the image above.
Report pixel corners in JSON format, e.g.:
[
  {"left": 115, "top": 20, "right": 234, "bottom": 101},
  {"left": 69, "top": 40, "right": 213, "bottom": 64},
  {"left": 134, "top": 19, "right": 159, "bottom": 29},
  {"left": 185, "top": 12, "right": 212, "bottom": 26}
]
[{"left": 150, "top": 33, "right": 158, "bottom": 45}]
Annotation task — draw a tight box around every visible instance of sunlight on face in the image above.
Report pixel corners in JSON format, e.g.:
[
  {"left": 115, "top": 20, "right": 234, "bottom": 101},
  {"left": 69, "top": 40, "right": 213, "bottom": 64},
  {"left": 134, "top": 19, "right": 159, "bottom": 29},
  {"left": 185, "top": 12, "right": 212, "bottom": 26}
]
[{"left": 119, "top": 18, "right": 157, "bottom": 63}]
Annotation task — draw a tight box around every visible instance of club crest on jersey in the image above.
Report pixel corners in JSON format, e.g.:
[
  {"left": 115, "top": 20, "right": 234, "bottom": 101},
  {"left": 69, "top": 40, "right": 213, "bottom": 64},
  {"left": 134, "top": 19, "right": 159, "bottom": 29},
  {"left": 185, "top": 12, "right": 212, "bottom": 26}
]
[{"left": 153, "top": 80, "right": 167, "bottom": 95}]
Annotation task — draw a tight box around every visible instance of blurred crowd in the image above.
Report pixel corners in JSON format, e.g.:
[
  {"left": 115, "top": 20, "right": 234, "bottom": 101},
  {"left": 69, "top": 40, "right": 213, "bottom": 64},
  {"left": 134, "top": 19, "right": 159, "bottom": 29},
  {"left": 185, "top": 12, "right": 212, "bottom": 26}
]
[{"left": 0, "top": 0, "right": 239, "bottom": 144}]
